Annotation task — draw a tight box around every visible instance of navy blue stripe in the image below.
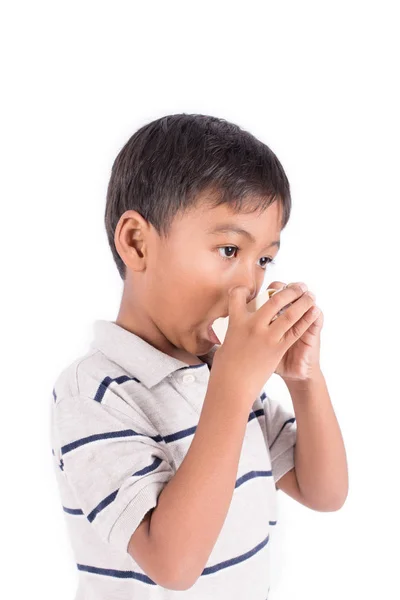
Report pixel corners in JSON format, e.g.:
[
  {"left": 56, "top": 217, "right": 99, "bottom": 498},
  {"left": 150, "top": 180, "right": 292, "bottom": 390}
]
[
  {"left": 202, "top": 533, "right": 269, "bottom": 575},
  {"left": 176, "top": 363, "right": 208, "bottom": 371},
  {"left": 133, "top": 456, "right": 162, "bottom": 476},
  {"left": 61, "top": 407, "right": 264, "bottom": 456},
  {"left": 61, "top": 429, "right": 163, "bottom": 455},
  {"left": 94, "top": 375, "right": 140, "bottom": 403},
  {"left": 235, "top": 469, "right": 272, "bottom": 488},
  {"left": 87, "top": 489, "right": 118, "bottom": 522},
  {"left": 76, "top": 532, "right": 270, "bottom": 583},
  {"left": 77, "top": 563, "right": 156, "bottom": 584},
  {"left": 259, "top": 390, "right": 297, "bottom": 447},
  {"left": 269, "top": 417, "right": 296, "bottom": 449},
  {"left": 249, "top": 408, "right": 264, "bottom": 421},
  {"left": 87, "top": 457, "right": 162, "bottom": 523},
  {"left": 163, "top": 425, "right": 197, "bottom": 443},
  {"left": 63, "top": 506, "right": 84, "bottom": 515}
]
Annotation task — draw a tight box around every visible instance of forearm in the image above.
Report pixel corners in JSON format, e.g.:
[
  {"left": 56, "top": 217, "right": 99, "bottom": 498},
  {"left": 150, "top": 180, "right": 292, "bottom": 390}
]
[
  {"left": 284, "top": 369, "right": 348, "bottom": 510},
  {"left": 148, "top": 374, "right": 253, "bottom": 588}
]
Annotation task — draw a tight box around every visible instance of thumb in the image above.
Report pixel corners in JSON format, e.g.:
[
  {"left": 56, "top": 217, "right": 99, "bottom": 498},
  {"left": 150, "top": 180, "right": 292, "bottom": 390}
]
[{"left": 228, "top": 286, "right": 249, "bottom": 322}]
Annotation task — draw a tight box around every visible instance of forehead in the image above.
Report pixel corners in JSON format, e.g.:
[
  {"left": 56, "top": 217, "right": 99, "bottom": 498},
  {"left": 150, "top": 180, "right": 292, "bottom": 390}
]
[{"left": 174, "top": 197, "right": 283, "bottom": 242}]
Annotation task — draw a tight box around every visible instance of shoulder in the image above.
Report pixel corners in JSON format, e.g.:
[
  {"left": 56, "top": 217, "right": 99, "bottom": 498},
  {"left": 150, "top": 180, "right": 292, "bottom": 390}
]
[
  {"left": 51, "top": 349, "right": 159, "bottom": 434},
  {"left": 52, "top": 348, "right": 144, "bottom": 403}
]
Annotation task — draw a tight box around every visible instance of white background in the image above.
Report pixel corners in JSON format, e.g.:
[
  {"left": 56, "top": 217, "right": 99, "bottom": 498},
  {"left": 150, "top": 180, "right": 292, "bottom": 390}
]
[{"left": 1, "top": 1, "right": 399, "bottom": 598}]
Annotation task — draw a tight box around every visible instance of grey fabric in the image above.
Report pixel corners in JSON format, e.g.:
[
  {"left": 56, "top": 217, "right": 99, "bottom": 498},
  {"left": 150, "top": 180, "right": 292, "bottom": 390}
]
[{"left": 50, "top": 319, "right": 296, "bottom": 599}]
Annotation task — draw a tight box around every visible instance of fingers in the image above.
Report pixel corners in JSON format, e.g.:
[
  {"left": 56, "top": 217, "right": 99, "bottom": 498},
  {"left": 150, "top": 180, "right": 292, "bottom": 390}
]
[
  {"left": 260, "top": 282, "right": 307, "bottom": 321},
  {"left": 270, "top": 285, "right": 317, "bottom": 339},
  {"left": 229, "top": 282, "right": 316, "bottom": 332},
  {"left": 267, "top": 281, "right": 287, "bottom": 292},
  {"left": 228, "top": 286, "right": 249, "bottom": 323},
  {"left": 284, "top": 301, "right": 320, "bottom": 342}
]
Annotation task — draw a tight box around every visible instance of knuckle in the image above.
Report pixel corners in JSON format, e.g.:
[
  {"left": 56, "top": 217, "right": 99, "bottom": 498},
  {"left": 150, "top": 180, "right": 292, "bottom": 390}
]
[{"left": 291, "top": 321, "right": 302, "bottom": 337}]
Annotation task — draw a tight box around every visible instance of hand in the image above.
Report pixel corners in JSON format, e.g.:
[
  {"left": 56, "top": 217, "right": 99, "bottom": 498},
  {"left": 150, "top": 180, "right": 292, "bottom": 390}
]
[
  {"left": 211, "top": 282, "right": 322, "bottom": 403},
  {"left": 267, "top": 281, "right": 323, "bottom": 382}
]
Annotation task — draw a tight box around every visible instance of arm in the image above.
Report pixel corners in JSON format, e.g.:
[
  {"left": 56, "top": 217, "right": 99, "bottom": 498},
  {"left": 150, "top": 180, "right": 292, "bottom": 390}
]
[
  {"left": 128, "top": 373, "right": 254, "bottom": 591},
  {"left": 276, "top": 467, "right": 329, "bottom": 511},
  {"left": 276, "top": 468, "right": 307, "bottom": 503},
  {"left": 282, "top": 369, "right": 349, "bottom": 511}
]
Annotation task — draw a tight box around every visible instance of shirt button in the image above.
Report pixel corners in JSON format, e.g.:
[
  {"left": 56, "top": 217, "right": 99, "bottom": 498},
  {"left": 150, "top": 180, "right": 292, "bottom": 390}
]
[{"left": 182, "top": 373, "right": 195, "bottom": 384}]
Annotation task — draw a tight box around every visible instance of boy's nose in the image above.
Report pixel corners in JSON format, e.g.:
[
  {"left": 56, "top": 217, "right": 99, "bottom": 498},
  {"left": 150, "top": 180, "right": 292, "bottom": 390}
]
[{"left": 228, "top": 286, "right": 257, "bottom": 305}]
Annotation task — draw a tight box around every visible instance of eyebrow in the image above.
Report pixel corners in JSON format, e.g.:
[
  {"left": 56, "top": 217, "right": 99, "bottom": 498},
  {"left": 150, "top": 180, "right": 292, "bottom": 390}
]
[{"left": 207, "top": 224, "right": 281, "bottom": 250}]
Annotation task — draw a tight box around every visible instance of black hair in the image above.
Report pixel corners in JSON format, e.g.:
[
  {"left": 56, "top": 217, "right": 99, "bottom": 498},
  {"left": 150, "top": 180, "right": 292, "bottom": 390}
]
[{"left": 105, "top": 113, "right": 292, "bottom": 281}]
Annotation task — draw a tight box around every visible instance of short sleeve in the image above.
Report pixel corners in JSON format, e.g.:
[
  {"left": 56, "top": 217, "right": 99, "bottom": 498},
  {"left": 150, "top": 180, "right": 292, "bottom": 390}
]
[
  {"left": 262, "top": 391, "right": 297, "bottom": 485},
  {"left": 52, "top": 394, "right": 175, "bottom": 554}
]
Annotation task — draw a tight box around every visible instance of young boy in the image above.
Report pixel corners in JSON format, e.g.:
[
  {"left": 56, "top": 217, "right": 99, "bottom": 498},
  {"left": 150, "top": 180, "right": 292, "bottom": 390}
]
[{"left": 50, "top": 113, "right": 348, "bottom": 599}]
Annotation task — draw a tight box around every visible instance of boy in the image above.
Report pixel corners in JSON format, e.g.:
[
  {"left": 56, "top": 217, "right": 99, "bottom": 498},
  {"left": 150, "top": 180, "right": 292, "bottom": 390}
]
[{"left": 50, "top": 113, "right": 348, "bottom": 599}]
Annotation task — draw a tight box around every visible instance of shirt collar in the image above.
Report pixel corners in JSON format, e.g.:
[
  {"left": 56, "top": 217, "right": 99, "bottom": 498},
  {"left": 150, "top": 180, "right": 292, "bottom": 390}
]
[{"left": 89, "top": 320, "right": 220, "bottom": 389}]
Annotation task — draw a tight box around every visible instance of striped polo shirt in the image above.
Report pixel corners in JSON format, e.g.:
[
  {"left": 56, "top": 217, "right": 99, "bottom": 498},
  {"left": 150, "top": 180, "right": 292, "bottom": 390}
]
[{"left": 50, "top": 319, "right": 297, "bottom": 600}]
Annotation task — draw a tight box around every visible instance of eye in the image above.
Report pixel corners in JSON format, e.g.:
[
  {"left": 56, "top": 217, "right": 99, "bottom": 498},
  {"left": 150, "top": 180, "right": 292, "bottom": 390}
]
[{"left": 217, "top": 246, "right": 276, "bottom": 270}]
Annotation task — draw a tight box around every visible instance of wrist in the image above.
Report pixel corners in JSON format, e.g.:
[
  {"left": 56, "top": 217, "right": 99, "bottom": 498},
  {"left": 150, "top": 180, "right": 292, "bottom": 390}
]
[{"left": 282, "top": 368, "right": 324, "bottom": 390}]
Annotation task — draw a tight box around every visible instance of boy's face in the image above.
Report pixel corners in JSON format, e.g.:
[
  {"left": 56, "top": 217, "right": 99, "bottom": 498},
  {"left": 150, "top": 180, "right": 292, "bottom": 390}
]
[{"left": 115, "top": 196, "right": 282, "bottom": 363}]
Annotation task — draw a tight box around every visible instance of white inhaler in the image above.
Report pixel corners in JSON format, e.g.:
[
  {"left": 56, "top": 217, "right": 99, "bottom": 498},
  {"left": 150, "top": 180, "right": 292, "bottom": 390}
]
[{"left": 211, "top": 284, "right": 293, "bottom": 345}]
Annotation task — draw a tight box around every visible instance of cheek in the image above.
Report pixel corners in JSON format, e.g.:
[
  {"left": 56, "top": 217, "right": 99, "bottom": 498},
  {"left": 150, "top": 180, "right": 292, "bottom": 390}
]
[
  {"left": 150, "top": 249, "right": 222, "bottom": 317},
  {"left": 165, "top": 249, "right": 220, "bottom": 288}
]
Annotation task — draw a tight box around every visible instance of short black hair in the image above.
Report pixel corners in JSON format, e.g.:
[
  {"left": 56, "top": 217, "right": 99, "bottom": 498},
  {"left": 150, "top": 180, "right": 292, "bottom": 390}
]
[{"left": 105, "top": 113, "right": 292, "bottom": 281}]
